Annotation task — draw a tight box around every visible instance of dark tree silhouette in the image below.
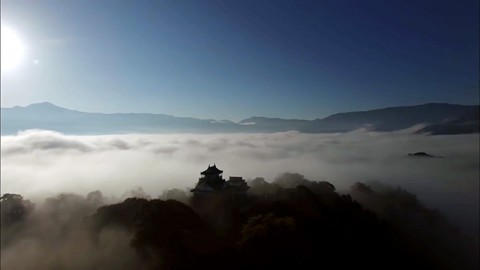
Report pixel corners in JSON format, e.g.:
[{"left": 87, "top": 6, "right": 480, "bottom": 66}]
[
  {"left": 2, "top": 176, "right": 474, "bottom": 270},
  {"left": 0, "top": 193, "right": 34, "bottom": 226},
  {"left": 351, "top": 181, "right": 479, "bottom": 270}
]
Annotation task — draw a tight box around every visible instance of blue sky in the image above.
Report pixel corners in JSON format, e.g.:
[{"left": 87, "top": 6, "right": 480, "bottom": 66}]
[{"left": 1, "top": 0, "right": 478, "bottom": 121}]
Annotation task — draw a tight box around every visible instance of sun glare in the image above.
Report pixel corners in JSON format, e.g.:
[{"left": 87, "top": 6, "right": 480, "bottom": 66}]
[{"left": 1, "top": 26, "right": 26, "bottom": 71}]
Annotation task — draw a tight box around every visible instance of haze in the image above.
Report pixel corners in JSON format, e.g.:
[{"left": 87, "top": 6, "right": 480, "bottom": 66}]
[
  {"left": 1, "top": 1, "right": 479, "bottom": 269},
  {"left": 2, "top": 129, "right": 478, "bottom": 236}
]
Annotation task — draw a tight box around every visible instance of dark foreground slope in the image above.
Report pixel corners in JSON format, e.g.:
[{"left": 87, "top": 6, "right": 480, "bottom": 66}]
[
  {"left": 2, "top": 176, "right": 477, "bottom": 270},
  {"left": 86, "top": 187, "right": 444, "bottom": 270}
]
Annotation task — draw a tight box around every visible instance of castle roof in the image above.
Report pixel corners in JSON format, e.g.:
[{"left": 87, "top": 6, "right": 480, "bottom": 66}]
[
  {"left": 227, "top": 176, "right": 249, "bottom": 189},
  {"left": 228, "top": 176, "right": 244, "bottom": 182},
  {"left": 201, "top": 164, "right": 223, "bottom": 175}
]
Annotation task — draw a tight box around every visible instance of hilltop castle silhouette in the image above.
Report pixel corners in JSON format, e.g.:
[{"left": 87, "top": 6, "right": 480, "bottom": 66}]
[{"left": 190, "top": 164, "right": 249, "bottom": 200}]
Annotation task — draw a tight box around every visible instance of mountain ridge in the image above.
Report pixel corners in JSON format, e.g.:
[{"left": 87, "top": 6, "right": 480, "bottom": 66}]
[{"left": 1, "top": 102, "right": 478, "bottom": 135}]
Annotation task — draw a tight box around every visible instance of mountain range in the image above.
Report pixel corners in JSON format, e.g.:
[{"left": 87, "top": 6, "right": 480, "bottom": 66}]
[{"left": 1, "top": 102, "right": 478, "bottom": 135}]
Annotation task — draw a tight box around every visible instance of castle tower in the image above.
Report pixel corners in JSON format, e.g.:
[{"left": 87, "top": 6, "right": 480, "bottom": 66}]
[{"left": 191, "top": 165, "right": 249, "bottom": 201}]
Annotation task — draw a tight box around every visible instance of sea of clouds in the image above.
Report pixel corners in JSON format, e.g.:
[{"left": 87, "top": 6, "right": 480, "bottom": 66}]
[{"left": 1, "top": 129, "right": 479, "bottom": 236}]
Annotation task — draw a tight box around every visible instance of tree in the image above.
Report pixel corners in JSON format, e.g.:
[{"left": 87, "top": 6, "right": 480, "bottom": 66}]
[{"left": 0, "top": 193, "right": 34, "bottom": 226}]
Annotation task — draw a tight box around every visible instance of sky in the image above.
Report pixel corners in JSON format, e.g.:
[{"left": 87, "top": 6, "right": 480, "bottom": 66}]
[{"left": 1, "top": 0, "right": 479, "bottom": 121}]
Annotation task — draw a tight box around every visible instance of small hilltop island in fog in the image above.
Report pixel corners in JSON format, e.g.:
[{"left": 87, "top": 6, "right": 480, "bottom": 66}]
[
  {"left": 407, "top": 152, "right": 442, "bottom": 158},
  {"left": 1, "top": 102, "right": 478, "bottom": 135}
]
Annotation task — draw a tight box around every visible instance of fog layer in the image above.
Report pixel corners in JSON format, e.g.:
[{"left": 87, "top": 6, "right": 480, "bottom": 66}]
[{"left": 1, "top": 129, "right": 478, "bottom": 236}]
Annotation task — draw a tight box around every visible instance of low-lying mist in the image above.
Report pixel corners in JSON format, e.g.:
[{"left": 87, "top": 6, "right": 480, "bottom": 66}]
[{"left": 1, "top": 129, "right": 479, "bottom": 237}]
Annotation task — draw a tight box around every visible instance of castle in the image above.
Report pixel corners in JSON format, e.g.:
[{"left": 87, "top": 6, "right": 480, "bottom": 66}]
[{"left": 190, "top": 164, "right": 249, "bottom": 200}]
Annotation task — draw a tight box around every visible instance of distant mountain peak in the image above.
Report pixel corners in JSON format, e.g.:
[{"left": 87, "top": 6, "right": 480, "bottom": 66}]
[
  {"left": 20, "top": 102, "right": 75, "bottom": 113},
  {"left": 26, "top": 102, "right": 62, "bottom": 108}
]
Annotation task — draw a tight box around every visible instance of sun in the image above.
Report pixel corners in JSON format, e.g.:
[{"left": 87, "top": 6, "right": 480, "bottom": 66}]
[{"left": 1, "top": 26, "right": 26, "bottom": 71}]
